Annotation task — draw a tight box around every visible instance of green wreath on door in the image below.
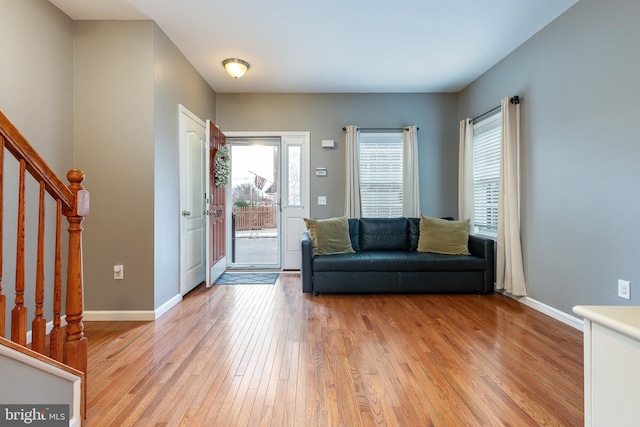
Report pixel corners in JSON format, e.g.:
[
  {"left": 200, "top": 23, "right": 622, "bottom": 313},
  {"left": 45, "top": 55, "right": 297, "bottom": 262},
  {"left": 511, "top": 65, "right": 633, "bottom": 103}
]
[{"left": 214, "top": 145, "right": 230, "bottom": 187}]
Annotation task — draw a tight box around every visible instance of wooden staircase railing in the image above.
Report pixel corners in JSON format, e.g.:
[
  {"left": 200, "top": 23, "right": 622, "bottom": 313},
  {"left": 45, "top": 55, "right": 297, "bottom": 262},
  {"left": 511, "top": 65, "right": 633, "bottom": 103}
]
[{"left": 0, "top": 110, "right": 88, "bottom": 418}]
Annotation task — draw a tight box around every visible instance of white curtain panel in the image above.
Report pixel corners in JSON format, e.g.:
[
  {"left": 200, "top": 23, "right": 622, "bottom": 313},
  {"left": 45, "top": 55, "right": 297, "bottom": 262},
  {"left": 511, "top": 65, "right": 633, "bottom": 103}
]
[
  {"left": 497, "top": 97, "right": 527, "bottom": 296},
  {"left": 344, "top": 125, "right": 361, "bottom": 218},
  {"left": 458, "top": 119, "right": 473, "bottom": 222},
  {"left": 402, "top": 126, "right": 421, "bottom": 217}
]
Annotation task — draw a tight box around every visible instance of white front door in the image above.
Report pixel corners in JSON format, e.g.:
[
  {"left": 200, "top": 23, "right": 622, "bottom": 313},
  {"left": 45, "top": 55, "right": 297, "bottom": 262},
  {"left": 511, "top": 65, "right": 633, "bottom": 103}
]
[{"left": 179, "top": 105, "right": 206, "bottom": 295}]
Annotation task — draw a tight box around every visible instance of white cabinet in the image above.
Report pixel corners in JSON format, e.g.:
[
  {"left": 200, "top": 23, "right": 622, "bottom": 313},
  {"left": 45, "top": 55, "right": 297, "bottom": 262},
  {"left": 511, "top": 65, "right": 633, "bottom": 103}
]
[{"left": 573, "top": 306, "right": 640, "bottom": 427}]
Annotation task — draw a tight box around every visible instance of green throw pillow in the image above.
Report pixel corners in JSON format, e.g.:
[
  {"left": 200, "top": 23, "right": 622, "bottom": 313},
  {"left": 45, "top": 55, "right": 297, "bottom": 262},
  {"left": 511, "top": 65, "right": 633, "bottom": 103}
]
[
  {"left": 304, "top": 216, "right": 355, "bottom": 256},
  {"left": 417, "top": 215, "right": 470, "bottom": 255}
]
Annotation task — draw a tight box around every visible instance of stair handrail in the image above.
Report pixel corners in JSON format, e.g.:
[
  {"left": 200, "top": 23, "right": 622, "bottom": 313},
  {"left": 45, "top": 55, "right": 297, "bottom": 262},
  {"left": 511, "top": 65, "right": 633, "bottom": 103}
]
[{"left": 0, "top": 109, "right": 88, "bottom": 419}]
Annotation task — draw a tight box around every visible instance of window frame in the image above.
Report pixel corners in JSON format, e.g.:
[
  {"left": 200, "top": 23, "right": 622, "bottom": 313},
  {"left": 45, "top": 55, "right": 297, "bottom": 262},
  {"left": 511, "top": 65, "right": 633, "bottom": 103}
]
[
  {"left": 358, "top": 131, "right": 404, "bottom": 218},
  {"left": 471, "top": 111, "right": 502, "bottom": 239}
]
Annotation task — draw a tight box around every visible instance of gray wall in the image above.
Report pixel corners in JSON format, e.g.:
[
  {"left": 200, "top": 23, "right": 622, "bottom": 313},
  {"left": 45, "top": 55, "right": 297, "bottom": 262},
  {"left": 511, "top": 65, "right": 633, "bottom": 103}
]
[
  {"left": 458, "top": 0, "right": 640, "bottom": 315},
  {"left": 74, "top": 20, "right": 157, "bottom": 311},
  {"left": 153, "top": 24, "right": 217, "bottom": 309},
  {"left": 74, "top": 21, "right": 217, "bottom": 312},
  {"left": 0, "top": 0, "right": 74, "bottom": 329},
  {"left": 0, "top": 354, "right": 73, "bottom": 407},
  {"left": 217, "top": 93, "right": 459, "bottom": 219},
  {"left": 2, "top": 3, "right": 217, "bottom": 317},
  {"left": 5, "top": 0, "right": 638, "bottom": 321}
]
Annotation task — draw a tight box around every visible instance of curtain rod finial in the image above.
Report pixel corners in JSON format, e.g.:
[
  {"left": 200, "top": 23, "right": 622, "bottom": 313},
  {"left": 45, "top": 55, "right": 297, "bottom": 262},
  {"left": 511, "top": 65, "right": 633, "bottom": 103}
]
[{"left": 510, "top": 96, "right": 520, "bottom": 105}]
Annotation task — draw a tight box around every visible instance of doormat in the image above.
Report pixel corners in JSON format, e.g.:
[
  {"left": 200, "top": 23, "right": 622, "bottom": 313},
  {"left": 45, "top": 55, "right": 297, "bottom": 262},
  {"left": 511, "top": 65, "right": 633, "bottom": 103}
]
[{"left": 214, "top": 272, "right": 279, "bottom": 285}]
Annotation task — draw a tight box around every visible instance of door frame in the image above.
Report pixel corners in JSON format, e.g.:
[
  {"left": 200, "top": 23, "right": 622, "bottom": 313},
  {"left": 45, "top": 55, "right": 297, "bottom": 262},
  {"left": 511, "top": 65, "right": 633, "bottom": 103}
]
[{"left": 224, "top": 131, "right": 310, "bottom": 270}]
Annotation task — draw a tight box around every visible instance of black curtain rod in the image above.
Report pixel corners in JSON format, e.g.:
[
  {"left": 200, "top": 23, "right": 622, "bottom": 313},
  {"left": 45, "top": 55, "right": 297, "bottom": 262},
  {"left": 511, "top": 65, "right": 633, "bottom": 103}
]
[
  {"left": 341, "top": 126, "right": 419, "bottom": 131},
  {"left": 470, "top": 95, "right": 520, "bottom": 123}
]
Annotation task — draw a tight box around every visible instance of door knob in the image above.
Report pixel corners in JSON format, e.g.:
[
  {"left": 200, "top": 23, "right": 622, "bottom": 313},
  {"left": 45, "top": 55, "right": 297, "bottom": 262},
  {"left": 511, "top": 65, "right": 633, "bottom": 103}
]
[{"left": 182, "top": 210, "right": 191, "bottom": 217}]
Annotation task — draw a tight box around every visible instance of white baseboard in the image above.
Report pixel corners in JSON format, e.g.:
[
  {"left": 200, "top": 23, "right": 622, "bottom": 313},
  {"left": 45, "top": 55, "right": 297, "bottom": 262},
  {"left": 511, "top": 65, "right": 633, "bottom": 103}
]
[
  {"left": 84, "top": 294, "right": 182, "bottom": 322},
  {"left": 83, "top": 310, "right": 156, "bottom": 321},
  {"left": 498, "top": 290, "right": 584, "bottom": 331}
]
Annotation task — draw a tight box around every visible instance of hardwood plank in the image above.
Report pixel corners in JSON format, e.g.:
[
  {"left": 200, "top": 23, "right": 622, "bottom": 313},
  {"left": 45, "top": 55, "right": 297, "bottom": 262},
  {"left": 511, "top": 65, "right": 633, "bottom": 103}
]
[{"left": 84, "top": 274, "right": 583, "bottom": 426}]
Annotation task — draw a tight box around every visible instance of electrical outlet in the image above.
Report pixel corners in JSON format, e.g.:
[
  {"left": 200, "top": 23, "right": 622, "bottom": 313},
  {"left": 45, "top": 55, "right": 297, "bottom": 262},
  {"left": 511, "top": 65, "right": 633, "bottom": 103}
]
[
  {"left": 618, "top": 279, "right": 630, "bottom": 299},
  {"left": 114, "top": 265, "right": 124, "bottom": 280}
]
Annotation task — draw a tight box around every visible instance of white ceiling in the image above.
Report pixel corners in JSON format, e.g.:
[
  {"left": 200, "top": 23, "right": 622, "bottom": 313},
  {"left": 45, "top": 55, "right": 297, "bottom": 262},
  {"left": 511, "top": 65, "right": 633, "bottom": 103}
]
[{"left": 48, "top": 0, "right": 579, "bottom": 94}]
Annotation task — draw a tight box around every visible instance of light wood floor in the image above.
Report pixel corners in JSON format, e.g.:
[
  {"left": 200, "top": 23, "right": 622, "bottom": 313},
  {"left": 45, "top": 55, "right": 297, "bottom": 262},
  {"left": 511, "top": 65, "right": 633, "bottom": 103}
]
[{"left": 84, "top": 274, "right": 583, "bottom": 426}]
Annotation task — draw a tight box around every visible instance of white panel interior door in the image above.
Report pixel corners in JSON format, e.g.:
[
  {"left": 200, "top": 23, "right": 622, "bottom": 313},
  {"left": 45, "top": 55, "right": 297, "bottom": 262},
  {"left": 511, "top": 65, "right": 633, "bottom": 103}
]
[{"left": 179, "top": 105, "right": 206, "bottom": 295}]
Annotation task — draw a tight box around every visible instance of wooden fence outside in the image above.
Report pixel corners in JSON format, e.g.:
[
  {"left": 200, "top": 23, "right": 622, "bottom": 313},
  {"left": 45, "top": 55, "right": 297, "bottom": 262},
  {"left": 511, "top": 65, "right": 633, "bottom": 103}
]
[{"left": 232, "top": 206, "right": 277, "bottom": 230}]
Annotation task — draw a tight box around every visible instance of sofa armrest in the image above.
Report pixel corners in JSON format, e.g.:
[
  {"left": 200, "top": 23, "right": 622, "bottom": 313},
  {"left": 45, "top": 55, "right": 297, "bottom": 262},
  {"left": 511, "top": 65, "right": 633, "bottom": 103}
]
[
  {"left": 301, "top": 232, "right": 314, "bottom": 293},
  {"left": 468, "top": 235, "right": 495, "bottom": 293}
]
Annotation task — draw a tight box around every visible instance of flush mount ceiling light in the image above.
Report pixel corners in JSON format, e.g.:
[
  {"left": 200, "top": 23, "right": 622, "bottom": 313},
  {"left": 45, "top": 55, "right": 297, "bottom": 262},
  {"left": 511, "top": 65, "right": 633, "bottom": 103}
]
[{"left": 222, "top": 58, "right": 250, "bottom": 79}]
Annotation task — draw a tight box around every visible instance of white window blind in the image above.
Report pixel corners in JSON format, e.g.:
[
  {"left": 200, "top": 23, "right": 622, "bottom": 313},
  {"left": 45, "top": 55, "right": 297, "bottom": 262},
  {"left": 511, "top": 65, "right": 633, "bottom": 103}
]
[
  {"left": 472, "top": 113, "right": 501, "bottom": 236},
  {"left": 359, "top": 133, "right": 403, "bottom": 218}
]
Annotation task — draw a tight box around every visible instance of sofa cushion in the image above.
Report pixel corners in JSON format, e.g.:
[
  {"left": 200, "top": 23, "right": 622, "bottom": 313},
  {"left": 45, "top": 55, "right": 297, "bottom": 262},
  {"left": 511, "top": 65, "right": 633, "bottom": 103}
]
[
  {"left": 417, "top": 215, "right": 470, "bottom": 255},
  {"left": 359, "top": 217, "right": 409, "bottom": 251},
  {"left": 408, "top": 217, "right": 420, "bottom": 251},
  {"left": 313, "top": 251, "right": 484, "bottom": 272},
  {"left": 348, "top": 218, "right": 360, "bottom": 252},
  {"left": 409, "top": 217, "right": 455, "bottom": 251},
  {"left": 304, "top": 216, "right": 355, "bottom": 256}
]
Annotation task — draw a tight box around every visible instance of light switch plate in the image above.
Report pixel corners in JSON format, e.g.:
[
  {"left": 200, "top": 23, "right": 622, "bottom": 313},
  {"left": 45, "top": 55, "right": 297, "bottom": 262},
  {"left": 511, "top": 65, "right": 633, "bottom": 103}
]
[{"left": 618, "top": 279, "right": 631, "bottom": 299}]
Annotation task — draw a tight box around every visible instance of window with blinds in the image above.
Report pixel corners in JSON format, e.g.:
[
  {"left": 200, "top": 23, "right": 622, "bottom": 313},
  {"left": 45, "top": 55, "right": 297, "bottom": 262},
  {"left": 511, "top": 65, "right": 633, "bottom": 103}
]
[
  {"left": 472, "top": 112, "right": 501, "bottom": 237},
  {"left": 359, "top": 132, "right": 403, "bottom": 218}
]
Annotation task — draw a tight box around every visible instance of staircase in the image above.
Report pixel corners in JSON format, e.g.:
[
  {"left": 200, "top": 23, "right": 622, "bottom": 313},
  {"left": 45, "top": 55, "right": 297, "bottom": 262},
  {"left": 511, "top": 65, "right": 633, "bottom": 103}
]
[{"left": 0, "top": 110, "right": 88, "bottom": 424}]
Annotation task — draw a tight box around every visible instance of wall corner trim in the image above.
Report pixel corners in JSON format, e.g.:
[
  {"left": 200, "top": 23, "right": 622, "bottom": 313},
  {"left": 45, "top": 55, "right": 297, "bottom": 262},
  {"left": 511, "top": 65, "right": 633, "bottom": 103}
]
[{"left": 154, "top": 294, "right": 182, "bottom": 320}]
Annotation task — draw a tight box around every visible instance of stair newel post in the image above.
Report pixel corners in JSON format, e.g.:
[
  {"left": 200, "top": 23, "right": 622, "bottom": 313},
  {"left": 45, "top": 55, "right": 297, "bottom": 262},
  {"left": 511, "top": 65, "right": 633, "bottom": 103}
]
[{"left": 63, "top": 169, "right": 89, "bottom": 379}]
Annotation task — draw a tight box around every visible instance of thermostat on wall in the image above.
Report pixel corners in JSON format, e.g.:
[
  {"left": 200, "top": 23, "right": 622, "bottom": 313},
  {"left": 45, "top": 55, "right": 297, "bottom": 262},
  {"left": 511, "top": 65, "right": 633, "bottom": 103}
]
[
  {"left": 321, "top": 140, "right": 335, "bottom": 148},
  {"left": 315, "top": 168, "right": 327, "bottom": 176}
]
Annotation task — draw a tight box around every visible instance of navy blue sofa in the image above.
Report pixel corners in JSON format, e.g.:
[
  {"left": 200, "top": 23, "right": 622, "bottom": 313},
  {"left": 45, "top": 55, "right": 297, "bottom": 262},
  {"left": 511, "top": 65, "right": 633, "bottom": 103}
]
[{"left": 301, "top": 217, "right": 495, "bottom": 295}]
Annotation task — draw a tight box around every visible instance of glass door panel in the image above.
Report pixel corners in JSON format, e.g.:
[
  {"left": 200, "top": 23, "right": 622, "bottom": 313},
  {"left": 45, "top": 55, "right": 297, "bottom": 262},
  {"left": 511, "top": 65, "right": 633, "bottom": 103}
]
[{"left": 228, "top": 139, "right": 280, "bottom": 269}]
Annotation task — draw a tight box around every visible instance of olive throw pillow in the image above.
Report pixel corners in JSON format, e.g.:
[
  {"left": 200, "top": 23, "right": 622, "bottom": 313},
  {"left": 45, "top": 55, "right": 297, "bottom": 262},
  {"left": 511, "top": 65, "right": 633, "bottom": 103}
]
[
  {"left": 417, "top": 215, "right": 470, "bottom": 255},
  {"left": 304, "top": 216, "right": 355, "bottom": 256}
]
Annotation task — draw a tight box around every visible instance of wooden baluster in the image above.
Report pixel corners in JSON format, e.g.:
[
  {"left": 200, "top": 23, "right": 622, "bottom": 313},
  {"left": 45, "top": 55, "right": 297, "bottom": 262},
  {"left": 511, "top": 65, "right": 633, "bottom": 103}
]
[
  {"left": 0, "top": 136, "right": 5, "bottom": 338},
  {"left": 11, "top": 159, "right": 27, "bottom": 345},
  {"left": 31, "top": 181, "right": 47, "bottom": 354},
  {"left": 50, "top": 199, "right": 64, "bottom": 362},
  {"left": 63, "top": 169, "right": 89, "bottom": 419}
]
